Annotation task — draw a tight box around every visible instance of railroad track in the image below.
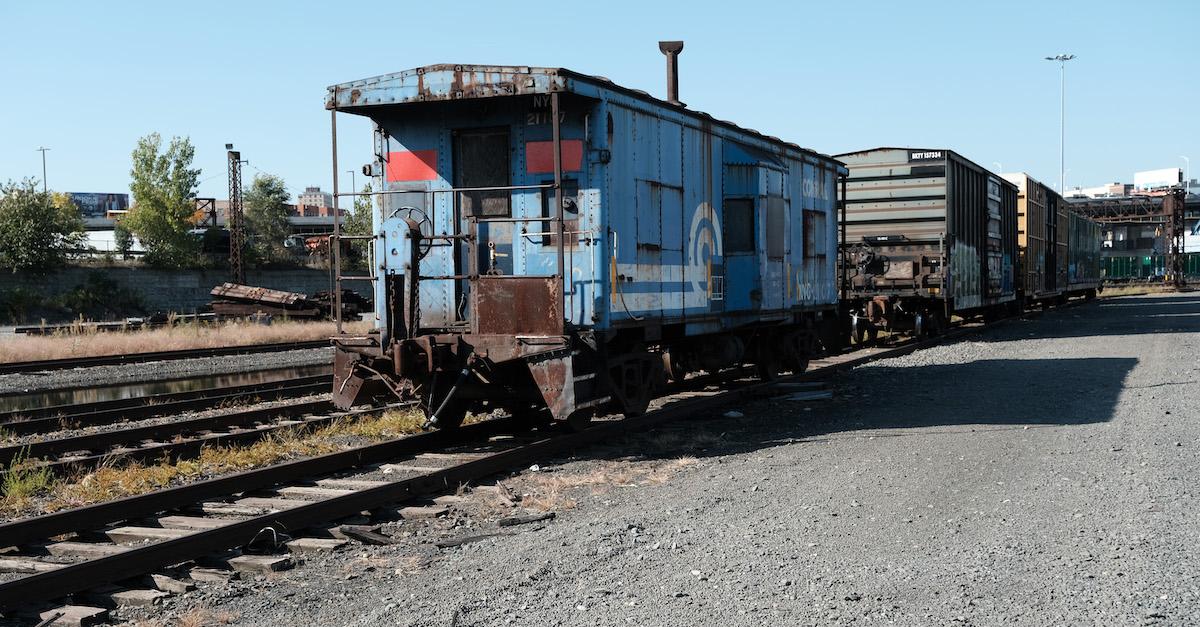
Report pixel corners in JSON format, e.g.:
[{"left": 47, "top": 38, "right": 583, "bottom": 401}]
[
  {"left": 0, "top": 375, "right": 332, "bottom": 437},
  {"left": 0, "top": 312, "right": 1012, "bottom": 620},
  {"left": 0, "top": 340, "right": 330, "bottom": 376},
  {"left": 0, "top": 398, "right": 352, "bottom": 476}
]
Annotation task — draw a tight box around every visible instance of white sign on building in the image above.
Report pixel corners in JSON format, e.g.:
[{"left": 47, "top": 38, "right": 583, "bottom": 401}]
[{"left": 1133, "top": 168, "right": 1182, "bottom": 191}]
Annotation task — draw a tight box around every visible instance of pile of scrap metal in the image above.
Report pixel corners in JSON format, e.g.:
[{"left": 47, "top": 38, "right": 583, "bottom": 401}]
[{"left": 210, "top": 283, "right": 368, "bottom": 320}]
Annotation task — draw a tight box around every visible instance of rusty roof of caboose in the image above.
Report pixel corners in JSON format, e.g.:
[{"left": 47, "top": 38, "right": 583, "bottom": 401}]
[{"left": 326, "top": 64, "right": 842, "bottom": 166}]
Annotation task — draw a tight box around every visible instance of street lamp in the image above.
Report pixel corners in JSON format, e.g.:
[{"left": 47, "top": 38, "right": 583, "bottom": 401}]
[
  {"left": 1045, "top": 54, "right": 1075, "bottom": 196},
  {"left": 346, "top": 169, "right": 356, "bottom": 197},
  {"left": 35, "top": 147, "right": 50, "bottom": 193},
  {"left": 1181, "top": 156, "right": 1190, "bottom": 195}
]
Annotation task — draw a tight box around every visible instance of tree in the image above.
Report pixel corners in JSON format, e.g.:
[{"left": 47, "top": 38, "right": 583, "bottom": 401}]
[
  {"left": 342, "top": 183, "right": 375, "bottom": 268},
  {"left": 0, "top": 179, "right": 87, "bottom": 272},
  {"left": 125, "top": 133, "right": 202, "bottom": 267},
  {"left": 244, "top": 173, "right": 292, "bottom": 264},
  {"left": 113, "top": 221, "right": 133, "bottom": 259}
]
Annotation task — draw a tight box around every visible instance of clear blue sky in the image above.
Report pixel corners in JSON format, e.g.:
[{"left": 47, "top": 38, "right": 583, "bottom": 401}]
[{"left": 1, "top": 0, "right": 1195, "bottom": 200}]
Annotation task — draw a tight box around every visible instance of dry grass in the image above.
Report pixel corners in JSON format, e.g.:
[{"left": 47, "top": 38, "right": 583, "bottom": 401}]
[
  {"left": 178, "top": 607, "right": 239, "bottom": 627},
  {"left": 394, "top": 554, "right": 427, "bottom": 574},
  {"left": 520, "top": 457, "right": 697, "bottom": 512},
  {"left": 0, "top": 319, "right": 370, "bottom": 364},
  {"left": 2, "top": 406, "right": 425, "bottom": 516},
  {"left": 1099, "top": 284, "right": 1176, "bottom": 298},
  {"left": 0, "top": 449, "right": 57, "bottom": 511}
]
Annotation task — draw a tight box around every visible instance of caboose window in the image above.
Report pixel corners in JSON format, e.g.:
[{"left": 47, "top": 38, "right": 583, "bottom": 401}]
[
  {"left": 724, "top": 198, "right": 755, "bottom": 254},
  {"left": 804, "top": 209, "right": 827, "bottom": 258},
  {"left": 454, "top": 129, "right": 510, "bottom": 217}
]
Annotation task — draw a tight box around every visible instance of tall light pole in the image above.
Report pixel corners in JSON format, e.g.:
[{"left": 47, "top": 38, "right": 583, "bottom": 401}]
[
  {"left": 1045, "top": 54, "right": 1075, "bottom": 196},
  {"left": 1181, "top": 156, "right": 1190, "bottom": 195},
  {"left": 35, "top": 147, "right": 50, "bottom": 193},
  {"left": 346, "top": 169, "right": 356, "bottom": 197}
]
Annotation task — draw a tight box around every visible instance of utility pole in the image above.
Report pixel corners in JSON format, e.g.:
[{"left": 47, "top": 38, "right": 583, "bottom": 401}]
[
  {"left": 36, "top": 147, "right": 50, "bottom": 193},
  {"left": 226, "top": 144, "right": 247, "bottom": 285},
  {"left": 1045, "top": 54, "right": 1075, "bottom": 194},
  {"left": 346, "top": 170, "right": 356, "bottom": 197},
  {"left": 1181, "top": 156, "right": 1190, "bottom": 196}
]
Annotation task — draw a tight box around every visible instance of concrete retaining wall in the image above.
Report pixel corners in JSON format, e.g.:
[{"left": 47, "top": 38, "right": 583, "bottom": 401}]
[{"left": 0, "top": 266, "right": 372, "bottom": 320}]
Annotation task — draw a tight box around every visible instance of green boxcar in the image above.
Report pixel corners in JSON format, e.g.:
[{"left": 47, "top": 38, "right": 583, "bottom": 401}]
[{"left": 1103, "top": 254, "right": 1200, "bottom": 281}]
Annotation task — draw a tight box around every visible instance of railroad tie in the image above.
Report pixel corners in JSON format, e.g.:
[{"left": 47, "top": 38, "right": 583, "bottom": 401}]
[{"left": 273, "top": 486, "right": 357, "bottom": 499}]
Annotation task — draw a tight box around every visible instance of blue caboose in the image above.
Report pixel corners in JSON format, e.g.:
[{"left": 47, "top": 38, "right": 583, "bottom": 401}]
[{"left": 327, "top": 59, "right": 845, "bottom": 427}]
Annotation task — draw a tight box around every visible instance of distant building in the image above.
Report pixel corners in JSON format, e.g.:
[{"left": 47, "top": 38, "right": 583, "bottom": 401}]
[
  {"left": 1071, "top": 183, "right": 1132, "bottom": 198},
  {"left": 298, "top": 186, "right": 333, "bottom": 208},
  {"left": 1133, "top": 168, "right": 1183, "bottom": 192}
]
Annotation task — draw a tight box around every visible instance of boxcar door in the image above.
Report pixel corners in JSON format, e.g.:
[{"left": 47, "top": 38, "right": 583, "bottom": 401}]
[
  {"left": 721, "top": 196, "right": 760, "bottom": 311},
  {"left": 453, "top": 128, "right": 512, "bottom": 323},
  {"left": 761, "top": 167, "right": 787, "bottom": 313}
]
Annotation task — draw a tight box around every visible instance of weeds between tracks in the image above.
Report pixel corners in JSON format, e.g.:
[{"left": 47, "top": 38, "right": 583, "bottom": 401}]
[
  {"left": 0, "top": 448, "right": 55, "bottom": 510},
  {"left": 0, "top": 406, "right": 434, "bottom": 517}
]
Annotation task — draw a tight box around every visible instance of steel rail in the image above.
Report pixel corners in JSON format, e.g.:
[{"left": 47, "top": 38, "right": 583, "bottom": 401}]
[
  {"left": 0, "top": 398, "right": 335, "bottom": 470},
  {"left": 0, "top": 381, "right": 331, "bottom": 438},
  {"left": 0, "top": 340, "right": 330, "bottom": 375},
  {"left": 0, "top": 406, "right": 492, "bottom": 549},
  {"left": 0, "top": 372, "right": 331, "bottom": 422}
]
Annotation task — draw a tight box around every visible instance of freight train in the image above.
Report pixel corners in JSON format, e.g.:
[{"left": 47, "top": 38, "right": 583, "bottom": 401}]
[
  {"left": 326, "top": 59, "right": 845, "bottom": 427},
  {"left": 326, "top": 52, "right": 1105, "bottom": 427},
  {"left": 836, "top": 148, "right": 1020, "bottom": 343}
]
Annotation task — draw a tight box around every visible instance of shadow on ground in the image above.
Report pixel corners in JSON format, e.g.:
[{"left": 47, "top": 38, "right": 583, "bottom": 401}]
[{"left": 595, "top": 355, "right": 1139, "bottom": 464}]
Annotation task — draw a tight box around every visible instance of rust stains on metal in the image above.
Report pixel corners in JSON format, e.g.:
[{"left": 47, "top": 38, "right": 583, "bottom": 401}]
[
  {"left": 525, "top": 350, "right": 575, "bottom": 420},
  {"left": 472, "top": 277, "right": 562, "bottom": 337}
]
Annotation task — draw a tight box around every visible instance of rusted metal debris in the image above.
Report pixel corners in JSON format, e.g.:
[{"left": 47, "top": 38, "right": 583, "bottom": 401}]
[{"left": 209, "top": 283, "right": 369, "bottom": 320}]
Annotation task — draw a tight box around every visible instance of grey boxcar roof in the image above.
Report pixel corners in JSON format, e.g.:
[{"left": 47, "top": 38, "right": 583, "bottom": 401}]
[{"left": 327, "top": 64, "right": 843, "bottom": 168}]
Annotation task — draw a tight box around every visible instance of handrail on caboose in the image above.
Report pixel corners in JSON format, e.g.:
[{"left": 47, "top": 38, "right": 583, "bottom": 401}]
[{"left": 328, "top": 92, "right": 568, "bottom": 337}]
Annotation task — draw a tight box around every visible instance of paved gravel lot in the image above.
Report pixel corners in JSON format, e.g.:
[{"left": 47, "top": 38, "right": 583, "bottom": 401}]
[{"left": 120, "top": 292, "right": 1199, "bottom": 626}]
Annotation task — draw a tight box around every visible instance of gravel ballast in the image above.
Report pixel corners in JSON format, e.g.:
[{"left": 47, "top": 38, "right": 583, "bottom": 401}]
[{"left": 113, "top": 293, "right": 1199, "bottom": 626}]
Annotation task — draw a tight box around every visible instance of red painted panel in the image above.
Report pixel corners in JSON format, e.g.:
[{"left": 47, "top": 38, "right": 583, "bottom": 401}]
[
  {"left": 386, "top": 150, "right": 439, "bottom": 181},
  {"left": 525, "top": 140, "right": 583, "bottom": 174}
]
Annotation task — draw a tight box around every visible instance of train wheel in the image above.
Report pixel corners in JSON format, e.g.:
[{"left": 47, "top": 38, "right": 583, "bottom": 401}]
[
  {"left": 914, "top": 312, "right": 927, "bottom": 338},
  {"left": 931, "top": 311, "right": 947, "bottom": 336},
  {"left": 756, "top": 354, "right": 781, "bottom": 381},
  {"left": 851, "top": 314, "right": 868, "bottom": 346},
  {"left": 606, "top": 353, "right": 659, "bottom": 417},
  {"left": 564, "top": 409, "right": 593, "bottom": 432},
  {"left": 662, "top": 351, "right": 689, "bottom": 382}
]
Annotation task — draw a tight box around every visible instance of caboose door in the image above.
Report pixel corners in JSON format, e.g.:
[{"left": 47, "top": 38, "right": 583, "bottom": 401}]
[{"left": 453, "top": 128, "right": 512, "bottom": 323}]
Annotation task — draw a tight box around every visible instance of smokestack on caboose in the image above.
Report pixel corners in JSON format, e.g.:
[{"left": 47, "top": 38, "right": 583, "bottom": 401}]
[{"left": 658, "top": 40, "right": 684, "bottom": 106}]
